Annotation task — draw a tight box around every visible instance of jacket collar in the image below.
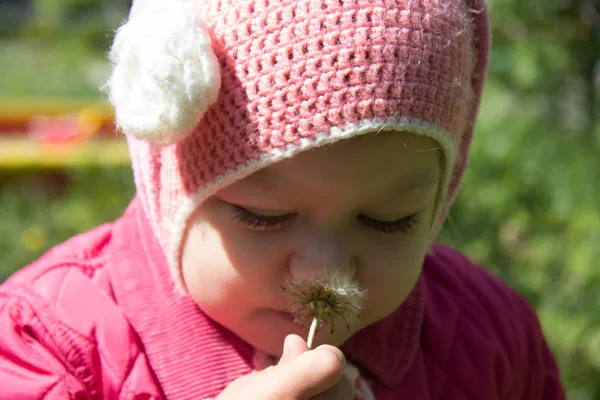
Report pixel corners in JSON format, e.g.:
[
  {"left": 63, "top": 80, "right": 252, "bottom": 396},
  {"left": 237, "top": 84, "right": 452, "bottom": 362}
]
[
  {"left": 108, "top": 197, "right": 424, "bottom": 398},
  {"left": 342, "top": 277, "right": 424, "bottom": 387}
]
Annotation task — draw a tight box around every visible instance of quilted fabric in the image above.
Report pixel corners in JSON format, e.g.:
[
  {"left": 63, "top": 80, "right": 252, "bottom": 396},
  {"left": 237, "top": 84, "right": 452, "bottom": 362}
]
[{"left": 0, "top": 198, "right": 565, "bottom": 399}]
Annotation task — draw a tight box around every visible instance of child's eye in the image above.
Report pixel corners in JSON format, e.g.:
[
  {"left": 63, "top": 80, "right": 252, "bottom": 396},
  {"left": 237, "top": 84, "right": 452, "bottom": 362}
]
[
  {"left": 232, "top": 206, "right": 296, "bottom": 231},
  {"left": 358, "top": 213, "right": 418, "bottom": 234},
  {"left": 231, "top": 204, "right": 418, "bottom": 234}
]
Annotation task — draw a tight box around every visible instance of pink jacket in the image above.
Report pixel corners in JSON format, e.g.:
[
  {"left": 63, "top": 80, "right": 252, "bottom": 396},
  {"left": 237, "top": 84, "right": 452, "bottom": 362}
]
[{"left": 0, "top": 198, "right": 566, "bottom": 399}]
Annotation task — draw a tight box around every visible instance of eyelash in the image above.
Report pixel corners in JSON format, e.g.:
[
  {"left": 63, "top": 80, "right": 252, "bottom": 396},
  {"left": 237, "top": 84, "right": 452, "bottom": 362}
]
[
  {"left": 232, "top": 206, "right": 295, "bottom": 230},
  {"left": 232, "top": 206, "right": 418, "bottom": 234},
  {"left": 357, "top": 213, "right": 418, "bottom": 234}
]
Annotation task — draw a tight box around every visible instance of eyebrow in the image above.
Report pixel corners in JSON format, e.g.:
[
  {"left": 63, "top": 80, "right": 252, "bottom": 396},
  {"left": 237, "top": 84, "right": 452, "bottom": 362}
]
[
  {"left": 238, "top": 168, "right": 284, "bottom": 192},
  {"left": 388, "top": 173, "right": 439, "bottom": 193},
  {"left": 370, "top": 174, "right": 439, "bottom": 206}
]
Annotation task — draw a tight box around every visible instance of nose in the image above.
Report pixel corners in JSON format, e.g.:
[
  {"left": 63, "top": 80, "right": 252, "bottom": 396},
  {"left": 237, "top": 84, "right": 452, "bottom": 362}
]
[{"left": 288, "top": 227, "right": 357, "bottom": 282}]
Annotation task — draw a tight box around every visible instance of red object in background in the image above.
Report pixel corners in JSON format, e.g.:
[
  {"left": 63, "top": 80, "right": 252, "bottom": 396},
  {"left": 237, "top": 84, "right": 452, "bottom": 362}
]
[
  {"left": 28, "top": 115, "right": 83, "bottom": 143},
  {"left": 0, "top": 99, "right": 116, "bottom": 141},
  {"left": 27, "top": 108, "right": 104, "bottom": 143}
]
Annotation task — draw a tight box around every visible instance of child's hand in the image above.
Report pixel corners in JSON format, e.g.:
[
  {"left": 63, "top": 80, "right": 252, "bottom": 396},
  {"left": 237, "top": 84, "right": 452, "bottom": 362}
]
[{"left": 216, "top": 334, "right": 354, "bottom": 399}]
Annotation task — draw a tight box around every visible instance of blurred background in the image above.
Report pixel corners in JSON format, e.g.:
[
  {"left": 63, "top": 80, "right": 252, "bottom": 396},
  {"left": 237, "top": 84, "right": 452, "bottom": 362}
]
[{"left": 0, "top": 0, "right": 599, "bottom": 397}]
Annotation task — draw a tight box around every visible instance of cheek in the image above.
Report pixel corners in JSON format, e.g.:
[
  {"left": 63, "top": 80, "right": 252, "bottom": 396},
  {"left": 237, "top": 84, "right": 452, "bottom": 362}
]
[
  {"left": 181, "top": 219, "right": 290, "bottom": 312},
  {"left": 181, "top": 221, "right": 236, "bottom": 309},
  {"left": 359, "top": 232, "right": 430, "bottom": 321}
]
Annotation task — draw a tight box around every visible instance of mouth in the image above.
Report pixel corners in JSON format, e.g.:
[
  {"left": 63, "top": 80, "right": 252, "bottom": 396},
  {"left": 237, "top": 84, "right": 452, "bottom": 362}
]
[
  {"left": 275, "top": 309, "right": 296, "bottom": 323},
  {"left": 270, "top": 309, "right": 310, "bottom": 329}
]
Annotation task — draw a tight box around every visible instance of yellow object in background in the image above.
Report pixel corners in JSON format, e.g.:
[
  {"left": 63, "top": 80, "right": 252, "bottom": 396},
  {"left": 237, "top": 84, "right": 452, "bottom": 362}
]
[
  {"left": 76, "top": 107, "right": 105, "bottom": 139},
  {"left": 0, "top": 137, "right": 130, "bottom": 168},
  {"left": 0, "top": 98, "right": 114, "bottom": 124},
  {"left": 21, "top": 226, "right": 48, "bottom": 253}
]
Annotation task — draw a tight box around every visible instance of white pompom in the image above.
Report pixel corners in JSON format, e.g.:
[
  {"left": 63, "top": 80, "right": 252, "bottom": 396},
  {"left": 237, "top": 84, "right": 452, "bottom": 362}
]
[{"left": 105, "top": 0, "right": 221, "bottom": 146}]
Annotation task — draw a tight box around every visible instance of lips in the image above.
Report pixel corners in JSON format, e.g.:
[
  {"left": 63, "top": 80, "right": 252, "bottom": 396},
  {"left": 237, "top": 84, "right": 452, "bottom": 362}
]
[
  {"left": 275, "top": 310, "right": 295, "bottom": 322},
  {"left": 269, "top": 309, "right": 305, "bottom": 330}
]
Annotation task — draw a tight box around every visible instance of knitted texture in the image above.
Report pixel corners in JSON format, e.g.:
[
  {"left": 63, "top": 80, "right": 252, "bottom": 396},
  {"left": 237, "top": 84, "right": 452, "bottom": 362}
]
[{"left": 110, "top": 0, "right": 491, "bottom": 290}]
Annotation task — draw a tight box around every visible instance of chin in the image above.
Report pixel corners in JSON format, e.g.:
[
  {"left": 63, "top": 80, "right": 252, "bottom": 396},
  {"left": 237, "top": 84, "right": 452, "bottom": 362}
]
[
  {"left": 252, "top": 329, "right": 357, "bottom": 360},
  {"left": 292, "top": 320, "right": 363, "bottom": 350},
  {"left": 244, "top": 326, "right": 353, "bottom": 360}
]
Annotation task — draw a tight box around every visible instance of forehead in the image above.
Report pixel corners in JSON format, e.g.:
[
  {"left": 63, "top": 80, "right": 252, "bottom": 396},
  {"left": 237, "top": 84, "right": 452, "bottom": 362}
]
[{"left": 231, "top": 130, "right": 441, "bottom": 199}]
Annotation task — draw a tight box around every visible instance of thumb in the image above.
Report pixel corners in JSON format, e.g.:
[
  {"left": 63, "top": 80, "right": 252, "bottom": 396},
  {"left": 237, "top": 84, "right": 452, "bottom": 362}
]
[
  {"left": 217, "top": 344, "right": 346, "bottom": 400},
  {"left": 278, "top": 334, "right": 310, "bottom": 366},
  {"left": 268, "top": 344, "right": 346, "bottom": 399}
]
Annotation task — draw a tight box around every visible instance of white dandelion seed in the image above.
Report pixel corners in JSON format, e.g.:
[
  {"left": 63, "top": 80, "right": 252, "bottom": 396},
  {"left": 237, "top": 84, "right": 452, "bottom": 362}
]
[{"left": 282, "top": 271, "right": 367, "bottom": 348}]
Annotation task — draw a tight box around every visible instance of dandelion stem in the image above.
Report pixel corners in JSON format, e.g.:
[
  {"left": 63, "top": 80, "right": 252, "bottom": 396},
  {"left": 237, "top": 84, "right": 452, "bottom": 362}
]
[{"left": 307, "top": 316, "right": 319, "bottom": 349}]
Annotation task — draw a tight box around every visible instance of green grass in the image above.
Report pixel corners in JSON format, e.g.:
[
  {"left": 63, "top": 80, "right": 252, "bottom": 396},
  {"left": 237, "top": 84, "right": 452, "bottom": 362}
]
[
  {"left": 0, "top": 167, "right": 134, "bottom": 281},
  {"left": 0, "top": 38, "right": 108, "bottom": 98},
  {"left": 0, "top": 32, "right": 131, "bottom": 281}
]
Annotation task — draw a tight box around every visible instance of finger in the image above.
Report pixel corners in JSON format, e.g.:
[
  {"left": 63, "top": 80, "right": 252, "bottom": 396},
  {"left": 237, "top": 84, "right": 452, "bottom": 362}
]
[
  {"left": 270, "top": 345, "right": 346, "bottom": 399},
  {"left": 311, "top": 373, "right": 355, "bottom": 400},
  {"left": 278, "top": 334, "right": 310, "bottom": 366}
]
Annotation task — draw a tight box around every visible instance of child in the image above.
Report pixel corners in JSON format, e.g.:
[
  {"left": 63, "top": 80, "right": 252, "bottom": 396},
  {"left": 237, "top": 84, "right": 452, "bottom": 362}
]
[{"left": 0, "top": 0, "right": 566, "bottom": 398}]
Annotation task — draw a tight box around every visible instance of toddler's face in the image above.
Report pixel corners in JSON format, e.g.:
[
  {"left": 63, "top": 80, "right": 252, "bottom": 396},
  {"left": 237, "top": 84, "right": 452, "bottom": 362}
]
[{"left": 181, "top": 130, "right": 440, "bottom": 357}]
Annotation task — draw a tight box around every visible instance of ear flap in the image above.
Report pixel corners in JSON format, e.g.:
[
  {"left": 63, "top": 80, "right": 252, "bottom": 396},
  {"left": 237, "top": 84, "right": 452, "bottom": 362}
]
[{"left": 105, "top": 0, "right": 221, "bottom": 146}]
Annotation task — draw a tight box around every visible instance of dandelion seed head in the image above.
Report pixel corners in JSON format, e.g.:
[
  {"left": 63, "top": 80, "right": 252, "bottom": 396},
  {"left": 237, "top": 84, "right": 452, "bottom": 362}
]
[{"left": 282, "top": 270, "right": 367, "bottom": 336}]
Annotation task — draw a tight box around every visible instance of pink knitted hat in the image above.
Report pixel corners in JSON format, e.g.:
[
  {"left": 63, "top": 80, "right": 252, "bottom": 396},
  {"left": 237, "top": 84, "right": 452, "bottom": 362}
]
[{"left": 106, "top": 0, "right": 490, "bottom": 290}]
